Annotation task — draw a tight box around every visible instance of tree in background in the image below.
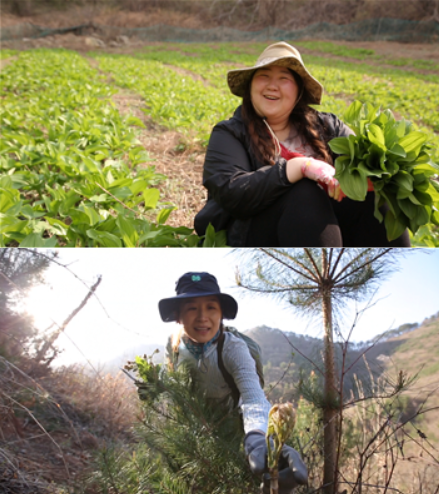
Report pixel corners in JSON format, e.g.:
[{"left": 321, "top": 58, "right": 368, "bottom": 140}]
[
  {"left": 235, "top": 247, "right": 408, "bottom": 494},
  {"left": 0, "top": 249, "right": 55, "bottom": 361}
]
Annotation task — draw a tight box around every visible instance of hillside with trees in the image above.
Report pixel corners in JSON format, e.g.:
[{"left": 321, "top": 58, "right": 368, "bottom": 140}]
[
  {"left": 1, "top": 0, "right": 438, "bottom": 31},
  {"left": 1, "top": 249, "right": 438, "bottom": 494},
  {"left": 244, "top": 318, "right": 429, "bottom": 402}
]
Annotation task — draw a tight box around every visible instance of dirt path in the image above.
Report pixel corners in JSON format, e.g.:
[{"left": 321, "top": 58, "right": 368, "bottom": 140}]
[
  {"left": 84, "top": 54, "right": 206, "bottom": 229},
  {"left": 110, "top": 89, "right": 206, "bottom": 229},
  {"left": 0, "top": 56, "right": 18, "bottom": 70}
]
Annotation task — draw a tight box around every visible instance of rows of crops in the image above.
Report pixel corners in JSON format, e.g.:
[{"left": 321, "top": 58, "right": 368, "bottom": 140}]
[
  {"left": 1, "top": 41, "right": 438, "bottom": 246},
  {"left": 0, "top": 49, "right": 224, "bottom": 246}
]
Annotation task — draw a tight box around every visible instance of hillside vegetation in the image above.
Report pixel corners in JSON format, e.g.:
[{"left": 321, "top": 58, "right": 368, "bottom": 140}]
[
  {"left": 1, "top": 311, "right": 438, "bottom": 493},
  {"left": 1, "top": 0, "right": 438, "bottom": 31},
  {"left": 379, "top": 313, "right": 439, "bottom": 445}
]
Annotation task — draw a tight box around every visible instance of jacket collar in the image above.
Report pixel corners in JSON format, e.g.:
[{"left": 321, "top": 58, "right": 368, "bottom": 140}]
[{"left": 182, "top": 329, "right": 221, "bottom": 361}]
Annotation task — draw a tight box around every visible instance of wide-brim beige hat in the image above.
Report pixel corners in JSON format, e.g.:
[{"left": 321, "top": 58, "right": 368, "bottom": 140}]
[{"left": 227, "top": 41, "right": 323, "bottom": 104}]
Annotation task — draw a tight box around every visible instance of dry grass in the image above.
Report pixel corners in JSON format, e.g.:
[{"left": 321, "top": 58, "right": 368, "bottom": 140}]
[
  {"left": 388, "top": 319, "right": 439, "bottom": 453},
  {"left": 111, "top": 89, "right": 207, "bottom": 229},
  {"left": 0, "top": 4, "right": 216, "bottom": 29},
  {"left": 41, "top": 364, "right": 139, "bottom": 439},
  {"left": 2, "top": 0, "right": 436, "bottom": 30},
  {"left": 0, "top": 356, "right": 139, "bottom": 493},
  {"left": 330, "top": 362, "right": 439, "bottom": 494}
]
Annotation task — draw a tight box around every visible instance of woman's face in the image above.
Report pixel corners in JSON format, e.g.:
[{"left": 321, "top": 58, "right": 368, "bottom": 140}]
[
  {"left": 178, "top": 295, "right": 222, "bottom": 344},
  {"left": 250, "top": 64, "right": 300, "bottom": 125}
]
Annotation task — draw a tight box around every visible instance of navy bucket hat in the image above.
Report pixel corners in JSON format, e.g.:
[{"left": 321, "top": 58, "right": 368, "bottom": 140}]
[{"left": 158, "top": 272, "right": 238, "bottom": 322}]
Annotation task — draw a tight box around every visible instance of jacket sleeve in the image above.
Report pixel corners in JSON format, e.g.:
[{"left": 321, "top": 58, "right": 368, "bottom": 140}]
[
  {"left": 223, "top": 336, "right": 271, "bottom": 434},
  {"left": 203, "top": 125, "right": 291, "bottom": 220},
  {"left": 320, "top": 112, "right": 355, "bottom": 140}
]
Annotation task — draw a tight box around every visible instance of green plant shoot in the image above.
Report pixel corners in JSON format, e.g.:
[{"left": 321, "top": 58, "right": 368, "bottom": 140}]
[{"left": 266, "top": 403, "right": 296, "bottom": 494}]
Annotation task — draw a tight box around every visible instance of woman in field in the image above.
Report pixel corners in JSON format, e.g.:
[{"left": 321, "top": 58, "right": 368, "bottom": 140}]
[
  {"left": 194, "top": 42, "right": 410, "bottom": 247},
  {"left": 159, "top": 271, "right": 308, "bottom": 493}
]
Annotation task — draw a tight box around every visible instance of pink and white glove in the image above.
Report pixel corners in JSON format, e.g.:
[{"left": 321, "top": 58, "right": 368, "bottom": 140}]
[{"left": 301, "top": 158, "right": 342, "bottom": 202}]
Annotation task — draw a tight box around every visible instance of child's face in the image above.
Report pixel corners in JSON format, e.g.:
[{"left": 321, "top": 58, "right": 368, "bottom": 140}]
[{"left": 178, "top": 296, "right": 222, "bottom": 344}]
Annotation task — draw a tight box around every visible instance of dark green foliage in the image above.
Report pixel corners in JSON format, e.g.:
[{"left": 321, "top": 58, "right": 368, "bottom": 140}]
[
  {"left": 329, "top": 101, "right": 439, "bottom": 240},
  {"left": 96, "top": 355, "right": 261, "bottom": 494}
]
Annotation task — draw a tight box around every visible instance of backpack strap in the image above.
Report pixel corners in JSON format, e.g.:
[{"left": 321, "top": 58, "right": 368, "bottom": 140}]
[{"left": 217, "top": 331, "right": 240, "bottom": 408}]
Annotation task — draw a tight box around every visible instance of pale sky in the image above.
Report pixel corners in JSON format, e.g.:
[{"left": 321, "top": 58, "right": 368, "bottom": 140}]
[{"left": 23, "top": 248, "right": 439, "bottom": 367}]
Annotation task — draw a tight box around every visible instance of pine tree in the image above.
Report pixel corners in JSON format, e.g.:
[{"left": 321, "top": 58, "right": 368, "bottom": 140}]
[
  {"left": 235, "top": 247, "right": 408, "bottom": 494},
  {"left": 113, "top": 354, "right": 262, "bottom": 494}
]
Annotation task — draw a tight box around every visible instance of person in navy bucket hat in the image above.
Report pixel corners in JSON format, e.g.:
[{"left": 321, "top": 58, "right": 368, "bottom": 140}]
[
  {"left": 157, "top": 271, "right": 308, "bottom": 494},
  {"left": 158, "top": 272, "right": 238, "bottom": 322}
]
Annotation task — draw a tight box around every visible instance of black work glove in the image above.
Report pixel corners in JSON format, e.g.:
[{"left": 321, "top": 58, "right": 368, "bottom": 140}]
[
  {"left": 244, "top": 431, "right": 308, "bottom": 494},
  {"left": 261, "top": 445, "right": 308, "bottom": 493},
  {"left": 244, "top": 430, "right": 268, "bottom": 475}
]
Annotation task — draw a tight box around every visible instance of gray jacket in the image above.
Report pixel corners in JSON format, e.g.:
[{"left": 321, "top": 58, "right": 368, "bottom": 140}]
[{"left": 165, "top": 331, "right": 271, "bottom": 434}]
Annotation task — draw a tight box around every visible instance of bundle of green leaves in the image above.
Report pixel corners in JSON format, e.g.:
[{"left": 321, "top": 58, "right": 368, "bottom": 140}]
[{"left": 329, "top": 101, "right": 439, "bottom": 241}]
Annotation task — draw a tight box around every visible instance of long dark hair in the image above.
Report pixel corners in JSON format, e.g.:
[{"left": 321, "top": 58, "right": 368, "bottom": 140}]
[{"left": 241, "top": 69, "right": 332, "bottom": 167}]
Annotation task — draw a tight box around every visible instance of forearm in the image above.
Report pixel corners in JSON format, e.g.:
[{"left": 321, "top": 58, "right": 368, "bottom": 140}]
[
  {"left": 286, "top": 156, "right": 342, "bottom": 201},
  {"left": 223, "top": 338, "right": 271, "bottom": 433},
  {"left": 285, "top": 157, "right": 307, "bottom": 183}
]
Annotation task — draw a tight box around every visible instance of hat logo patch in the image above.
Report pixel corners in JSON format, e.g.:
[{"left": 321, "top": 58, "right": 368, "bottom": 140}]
[{"left": 191, "top": 275, "right": 201, "bottom": 282}]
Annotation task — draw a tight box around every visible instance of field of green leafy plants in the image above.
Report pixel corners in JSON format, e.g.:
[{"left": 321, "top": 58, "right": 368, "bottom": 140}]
[{"left": 1, "top": 41, "right": 438, "bottom": 246}]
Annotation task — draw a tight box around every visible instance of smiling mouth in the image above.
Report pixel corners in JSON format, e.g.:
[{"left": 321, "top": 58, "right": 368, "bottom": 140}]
[{"left": 264, "top": 95, "right": 279, "bottom": 100}]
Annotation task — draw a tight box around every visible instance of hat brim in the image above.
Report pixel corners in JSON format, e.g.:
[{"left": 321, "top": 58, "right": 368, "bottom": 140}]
[
  {"left": 227, "top": 57, "right": 323, "bottom": 104},
  {"left": 159, "top": 292, "right": 238, "bottom": 322}
]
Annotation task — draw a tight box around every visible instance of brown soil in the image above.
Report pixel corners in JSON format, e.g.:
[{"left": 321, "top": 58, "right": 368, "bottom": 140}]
[
  {"left": 0, "top": 6, "right": 213, "bottom": 30},
  {"left": 2, "top": 32, "right": 439, "bottom": 63},
  {"left": 111, "top": 90, "right": 207, "bottom": 229},
  {"left": 333, "top": 40, "right": 439, "bottom": 62},
  {"left": 1, "top": 5, "right": 439, "bottom": 60}
]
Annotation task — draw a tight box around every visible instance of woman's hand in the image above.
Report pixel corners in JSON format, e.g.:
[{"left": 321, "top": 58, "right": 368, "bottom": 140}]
[
  {"left": 260, "top": 445, "right": 308, "bottom": 493},
  {"left": 244, "top": 431, "right": 308, "bottom": 494},
  {"left": 286, "top": 157, "right": 342, "bottom": 201}
]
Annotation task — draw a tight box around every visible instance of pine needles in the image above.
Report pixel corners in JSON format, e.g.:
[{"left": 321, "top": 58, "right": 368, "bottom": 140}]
[{"left": 88, "top": 357, "right": 260, "bottom": 494}]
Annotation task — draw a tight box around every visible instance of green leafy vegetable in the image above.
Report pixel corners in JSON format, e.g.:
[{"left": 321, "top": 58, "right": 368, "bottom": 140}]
[{"left": 329, "top": 101, "right": 439, "bottom": 240}]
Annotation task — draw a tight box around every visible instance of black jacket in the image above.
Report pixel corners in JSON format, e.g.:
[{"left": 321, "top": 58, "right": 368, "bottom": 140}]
[{"left": 194, "top": 106, "right": 353, "bottom": 246}]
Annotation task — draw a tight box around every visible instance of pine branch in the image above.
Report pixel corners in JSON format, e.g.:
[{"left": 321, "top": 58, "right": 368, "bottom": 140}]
[
  {"left": 332, "top": 248, "right": 393, "bottom": 285},
  {"left": 328, "top": 247, "right": 346, "bottom": 279},
  {"left": 304, "top": 248, "right": 324, "bottom": 282},
  {"left": 260, "top": 248, "right": 320, "bottom": 283}
]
